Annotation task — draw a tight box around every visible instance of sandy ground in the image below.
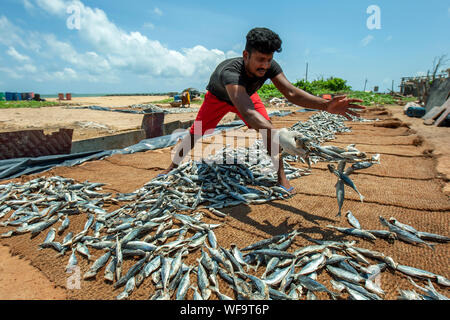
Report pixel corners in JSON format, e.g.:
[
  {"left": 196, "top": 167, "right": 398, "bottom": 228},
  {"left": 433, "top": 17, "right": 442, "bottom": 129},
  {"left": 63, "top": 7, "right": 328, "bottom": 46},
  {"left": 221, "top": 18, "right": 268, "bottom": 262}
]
[
  {"left": 0, "top": 99, "right": 448, "bottom": 300},
  {"left": 389, "top": 105, "right": 450, "bottom": 194},
  {"left": 45, "top": 95, "right": 171, "bottom": 108},
  {"left": 0, "top": 245, "right": 67, "bottom": 299}
]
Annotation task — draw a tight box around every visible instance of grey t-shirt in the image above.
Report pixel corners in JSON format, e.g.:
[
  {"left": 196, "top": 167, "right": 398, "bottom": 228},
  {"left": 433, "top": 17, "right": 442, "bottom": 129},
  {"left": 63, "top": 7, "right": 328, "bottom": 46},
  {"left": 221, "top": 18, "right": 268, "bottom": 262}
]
[{"left": 206, "top": 57, "right": 283, "bottom": 105}]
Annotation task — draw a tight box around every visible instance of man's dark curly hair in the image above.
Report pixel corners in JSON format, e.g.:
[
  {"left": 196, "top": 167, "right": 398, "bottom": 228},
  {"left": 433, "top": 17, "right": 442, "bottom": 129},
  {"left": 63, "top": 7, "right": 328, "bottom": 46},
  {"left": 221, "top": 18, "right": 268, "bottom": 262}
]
[{"left": 245, "top": 27, "right": 282, "bottom": 55}]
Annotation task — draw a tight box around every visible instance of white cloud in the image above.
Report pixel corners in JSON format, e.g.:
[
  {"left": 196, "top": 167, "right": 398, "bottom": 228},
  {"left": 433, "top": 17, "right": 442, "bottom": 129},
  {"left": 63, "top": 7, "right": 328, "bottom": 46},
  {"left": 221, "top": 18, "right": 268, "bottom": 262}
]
[
  {"left": 153, "top": 7, "right": 163, "bottom": 16},
  {"left": 6, "top": 46, "right": 31, "bottom": 62},
  {"left": 35, "top": 0, "right": 66, "bottom": 16},
  {"left": 0, "top": 66, "right": 23, "bottom": 79},
  {"left": 386, "top": 35, "right": 393, "bottom": 41},
  {"left": 19, "top": 63, "right": 38, "bottom": 73},
  {"left": 23, "top": 0, "right": 35, "bottom": 11},
  {"left": 361, "top": 35, "right": 374, "bottom": 47},
  {"left": 33, "top": 0, "right": 234, "bottom": 79},
  {"left": 41, "top": 34, "right": 112, "bottom": 75},
  {"left": 0, "top": 16, "right": 26, "bottom": 47},
  {"left": 1, "top": 1, "right": 236, "bottom": 88}
]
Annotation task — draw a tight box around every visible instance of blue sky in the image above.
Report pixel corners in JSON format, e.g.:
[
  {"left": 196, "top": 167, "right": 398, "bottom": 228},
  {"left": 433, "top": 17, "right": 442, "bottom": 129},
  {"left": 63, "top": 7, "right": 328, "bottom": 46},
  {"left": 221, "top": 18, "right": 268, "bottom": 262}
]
[{"left": 1, "top": 0, "right": 449, "bottom": 94}]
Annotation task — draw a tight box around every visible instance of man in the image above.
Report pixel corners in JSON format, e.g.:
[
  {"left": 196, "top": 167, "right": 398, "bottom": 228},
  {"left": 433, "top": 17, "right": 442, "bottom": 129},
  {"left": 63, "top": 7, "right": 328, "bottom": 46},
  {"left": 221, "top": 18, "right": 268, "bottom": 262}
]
[{"left": 161, "top": 27, "right": 364, "bottom": 194}]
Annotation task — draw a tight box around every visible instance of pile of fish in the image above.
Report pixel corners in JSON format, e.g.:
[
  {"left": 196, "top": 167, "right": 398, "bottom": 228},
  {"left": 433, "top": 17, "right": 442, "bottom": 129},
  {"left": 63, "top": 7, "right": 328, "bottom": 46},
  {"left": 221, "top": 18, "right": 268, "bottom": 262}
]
[
  {"left": 268, "top": 97, "right": 295, "bottom": 108},
  {"left": 328, "top": 211, "right": 450, "bottom": 249},
  {"left": 284, "top": 111, "right": 380, "bottom": 167},
  {"left": 131, "top": 104, "right": 200, "bottom": 114},
  {"left": 290, "top": 111, "right": 353, "bottom": 144},
  {"left": 128, "top": 140, "right": 309, "bottom": 214}
]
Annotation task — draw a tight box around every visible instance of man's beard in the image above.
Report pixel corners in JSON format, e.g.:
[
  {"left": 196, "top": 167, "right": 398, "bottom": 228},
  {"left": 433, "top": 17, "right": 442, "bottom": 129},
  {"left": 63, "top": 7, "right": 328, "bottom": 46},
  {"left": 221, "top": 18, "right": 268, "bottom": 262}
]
[{"left": 249, "top": 68, "right": 267, "bottom": 78}]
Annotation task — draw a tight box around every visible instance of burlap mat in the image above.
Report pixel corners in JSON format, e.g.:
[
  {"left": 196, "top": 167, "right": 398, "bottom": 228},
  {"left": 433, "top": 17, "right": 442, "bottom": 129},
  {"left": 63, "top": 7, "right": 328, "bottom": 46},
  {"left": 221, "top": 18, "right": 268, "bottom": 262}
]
[
  {"left": 0, "top": 108, "right": 448, "bottom": 300},
  {"left": 1, "top": 194, "right": 448, "bottom": 300}
]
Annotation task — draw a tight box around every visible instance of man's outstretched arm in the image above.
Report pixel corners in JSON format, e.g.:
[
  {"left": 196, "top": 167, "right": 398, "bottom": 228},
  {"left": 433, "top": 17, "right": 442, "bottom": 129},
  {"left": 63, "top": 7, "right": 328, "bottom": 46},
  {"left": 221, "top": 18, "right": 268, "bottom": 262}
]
[
  {"left": 271, "top": 72, "right": 365, "bottom": 118},
  {"left": 225, "top": 84, "right": 275, "bottom": 130}
]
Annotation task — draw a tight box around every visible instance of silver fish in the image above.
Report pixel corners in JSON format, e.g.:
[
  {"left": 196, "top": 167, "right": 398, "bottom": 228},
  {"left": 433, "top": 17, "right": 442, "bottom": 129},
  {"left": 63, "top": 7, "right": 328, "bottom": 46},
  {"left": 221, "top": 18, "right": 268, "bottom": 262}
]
[
  {"left": 241, "top": 234, "right": 286, "bottom": 251},
  {"left": 191, "top": 285, "right": 204, "bottom": 300},
  {"left": 66, "top": 248, "right": 78, "bottom": 272},
  {"left": 398, "top": 289, "right": 423, "bottom": 300},
  {"left": 396, "top": 264, "right": 438, "bottom": 280},
  {"left": 365, "top": 278, "right": 385, "bottom": 296},
  {"left": 407, "top": 277, "right": 449, "bottom": 300},
  {"left": 136, "top": 255, "right": 161, "bottom": 287},
  {"left": 42, "top": 228, "right": 56, "bottom": 244},
  {"left": 160, "top": 256, "right": 172, "bottom": 293},
  {"left": 388, "top": 217, "right": 418, "bottom": 235},
  {"left": 335, "top": 179, "right": 345, "bottom": 217},
  {"left": 115, "top": 235, "right": 123, "bottom": 280},
  {"left": 262, "top": 264, "right": 293, "bottom": 286},
  {"left": 116, "top": 276, "right": 136, "bottom": 300},
  {"left": 251, "top": 248, "right": 296, "bottom": 259},
  {"left": 176, "top": 267, "right": 192, "bottom": 300},
  {"left": 326, "top": 265, "right": 365, "bottom": 284},
  {"left": 379, "top": 216, "right": 434, "bottom": 250},
  {"left": 169, "top": 249, "right": 188, "bottom": 280},
  {"left": 197, "top": 259, "right": 211, "bottom": 300},
  {"left": 327, "top": 225, "right": 376, "bottom": 241},
  {"left": 83, "top": 251, "right": 111, "bottom": 280},
  {"left": 57, "top": 216, "right": 70, "bottom": 234},
  {"left": 298, "top": 254, "right": 327, "bottom": 276},
  {"left": 345, "top": 211, "right": 361, "bottom": 229},
  {"left": 76, "top": 242, "right": 91, "bottom": 260},
  {"left": 220, "top": 246, "right": 245, "bottom": 273},
  {"left": 262, "top": 257, "right": 280, "bottom": 279},
  {"left": 230, "top": 244, "right": 252, "bottom": 272},
  {"left": 237, "top": 272, "right": 269, "bottom": 299},
  {"left": 295, "top": 275, "right": 337, "bottom": 298},
  {"left": 207, "top": 229, "right": 218, "bottom": 249},
  {"left": 347, "top": 287, "right": 371, "bottom": 300},
  {"left": 114, "top": 254, "right": 148, "bottom": 289},
  {"left": 416, "top": 231, "right": 450, "bottom": 243}
]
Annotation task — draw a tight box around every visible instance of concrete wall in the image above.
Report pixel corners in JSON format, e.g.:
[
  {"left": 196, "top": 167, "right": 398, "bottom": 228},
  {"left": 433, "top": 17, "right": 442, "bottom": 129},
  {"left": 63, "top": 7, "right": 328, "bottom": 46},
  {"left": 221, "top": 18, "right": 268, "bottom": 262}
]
[
  {"left": 71, "top": 130, "right": 146, "bottom": 153},
  {"left": 70, "top": 119, "right": 194, "bottom": 154}
]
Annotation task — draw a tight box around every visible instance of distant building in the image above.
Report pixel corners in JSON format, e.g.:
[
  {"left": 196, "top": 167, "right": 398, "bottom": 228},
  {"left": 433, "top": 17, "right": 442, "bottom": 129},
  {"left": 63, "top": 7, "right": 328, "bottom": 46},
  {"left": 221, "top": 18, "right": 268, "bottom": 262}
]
[{"left": 399, "top": 72, "right": 448, "bottom": 104}]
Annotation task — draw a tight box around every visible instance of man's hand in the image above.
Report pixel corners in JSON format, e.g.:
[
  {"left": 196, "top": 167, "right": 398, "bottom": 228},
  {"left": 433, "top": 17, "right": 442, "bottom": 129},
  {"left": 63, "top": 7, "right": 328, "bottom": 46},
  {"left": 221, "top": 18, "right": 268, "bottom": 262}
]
[
  {"left": 278, "top": 128, "right": 307, "bottom": 157},
  {"left": 325, "top": 95, "right": 365, "bottom": 120}
]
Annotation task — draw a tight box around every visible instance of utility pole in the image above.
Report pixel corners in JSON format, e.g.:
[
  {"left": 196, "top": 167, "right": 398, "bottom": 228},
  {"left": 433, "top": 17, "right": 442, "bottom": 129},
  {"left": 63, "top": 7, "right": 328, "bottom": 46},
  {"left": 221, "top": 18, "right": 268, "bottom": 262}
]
[
  {"left": 364, "top": 78, "right": 368, "bottom": 91},
  {"left": 305, "top": 62, "right": 308, "bottom": 82},
  {"left": 391, "top": 80, "right": 394, "bottom": 93}
]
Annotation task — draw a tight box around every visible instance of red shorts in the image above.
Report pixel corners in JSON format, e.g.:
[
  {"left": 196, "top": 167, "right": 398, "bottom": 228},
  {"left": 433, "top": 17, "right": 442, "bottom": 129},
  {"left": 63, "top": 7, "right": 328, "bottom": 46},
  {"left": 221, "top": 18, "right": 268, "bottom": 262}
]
[{"left": 189, "top": 91, "right": 270, "bottom": 135}]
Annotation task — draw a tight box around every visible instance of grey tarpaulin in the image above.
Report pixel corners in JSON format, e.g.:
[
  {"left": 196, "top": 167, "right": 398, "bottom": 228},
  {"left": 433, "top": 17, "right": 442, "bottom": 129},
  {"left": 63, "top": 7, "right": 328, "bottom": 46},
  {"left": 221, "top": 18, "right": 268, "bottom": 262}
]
[
  {"left": 65, "top": 105, "right": 200, "bottom": 114},
  {"left": 0, "top": 110, "right": 296, "bottom": 181}
]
